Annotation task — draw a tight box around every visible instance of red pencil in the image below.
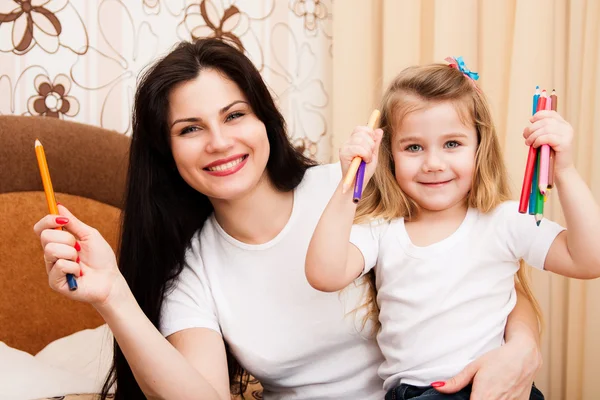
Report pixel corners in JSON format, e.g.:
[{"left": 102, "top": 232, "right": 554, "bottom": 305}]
[
  {"left": 519, "top": 145, "right": 537, "bottom": 213},
  {"left": 519, "top": 88, "right": 545, "bottom": 213}
]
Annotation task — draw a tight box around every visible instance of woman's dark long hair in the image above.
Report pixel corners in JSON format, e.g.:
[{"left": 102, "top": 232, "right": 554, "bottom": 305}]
[{"left": 100, "top": 38, "right": 316, "bottom": 399}]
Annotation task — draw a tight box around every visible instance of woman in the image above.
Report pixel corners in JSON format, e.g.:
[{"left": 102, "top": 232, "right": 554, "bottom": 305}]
[{"left": 35, "top": 39, "right": 542, "bottom": 400}]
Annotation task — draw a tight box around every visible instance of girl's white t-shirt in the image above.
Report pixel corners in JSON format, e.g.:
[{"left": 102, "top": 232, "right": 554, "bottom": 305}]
[
  {"left": 160, "top": 163, "right": 385, "bottom": 400},
  {"left": 350, "top": 201, "right": 565, "bottom": 390}
]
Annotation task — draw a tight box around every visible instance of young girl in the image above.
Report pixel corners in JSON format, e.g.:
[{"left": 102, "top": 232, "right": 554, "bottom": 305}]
[{"left": 306, "top": 60, "right": 600, "bottom": 400}]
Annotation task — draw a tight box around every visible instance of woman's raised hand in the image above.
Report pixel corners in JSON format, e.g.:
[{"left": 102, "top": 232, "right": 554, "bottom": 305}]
[{"left": 33, "top": 205, "right": 123, "bottom": 307}]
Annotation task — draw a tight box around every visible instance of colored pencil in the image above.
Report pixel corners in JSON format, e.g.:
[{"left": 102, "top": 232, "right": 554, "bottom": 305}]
[
  {"left": 519, "top": 86, "right": 542, "bottom": 213},
  {"left": 342, "top": 109, "right": 381, "bottom": 195},
  {"left": 548, "top": 89, "right": 558, "bottom": 189},
  {"left": 535, "top": 151, "right": 545, "bottom": 226},
  {"left": 528, "top": 149, "right": 539, "bottom": 215},
  {"left": 538, "top": 94, "right": 551, "bottom": 195},
  {"left": 35, "top": 140, "right": 78, "bottom": 291}
]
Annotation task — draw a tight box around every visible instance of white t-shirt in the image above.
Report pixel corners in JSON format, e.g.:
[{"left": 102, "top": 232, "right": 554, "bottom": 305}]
[
  {"left": 349, "top": 201, "right": 565, "bottom": 390},
  {"left": 160, "top": 163, "right": 385, "bottom": 400}
]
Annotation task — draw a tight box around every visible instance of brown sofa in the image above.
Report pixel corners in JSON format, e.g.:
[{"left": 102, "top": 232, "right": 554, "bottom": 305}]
[{"left": 0, "top": 115, "right": 262, "bottom": 399}]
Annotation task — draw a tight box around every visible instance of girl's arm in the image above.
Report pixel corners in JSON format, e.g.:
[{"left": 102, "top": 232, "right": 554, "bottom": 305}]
[
  {"left": 35, "top": 207, "right": 229, "bottom": 400},
  {"left": 305, "top": 183, "right": 366, "bottom": 292},
  {"left": 525, "top": 110, "right": 600, "bottom": 278},
  {"left": 544, "top": 165, "right": 600, "bottom": 278},
  {"left": 305, "top": 126, "right": 382, "bottom": 292}
]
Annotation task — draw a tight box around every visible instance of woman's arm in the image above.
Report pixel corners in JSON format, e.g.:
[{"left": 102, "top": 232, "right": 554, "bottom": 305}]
[
  {"left": 35, "top": 206, "right": 230, "bottom": 400},
  {"left": 97, "top": 278, "right": 230, "bottom": 400},
  {"left": 435, "top": 283, "right": 542, "bottom": 400}
]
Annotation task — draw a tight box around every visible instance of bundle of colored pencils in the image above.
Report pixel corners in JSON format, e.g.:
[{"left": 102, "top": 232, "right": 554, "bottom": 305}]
[{"left": 518, "top": 87, "right": 558, "bottom": 225}]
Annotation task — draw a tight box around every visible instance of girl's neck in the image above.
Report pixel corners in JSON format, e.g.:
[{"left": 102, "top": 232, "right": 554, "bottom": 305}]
[
  {"left": 211, "top": 175, "right": 294, "bottom": 245},
  {"left": 410, "top": 198, "right": 468, "bottom": 225},
  {"left": 405, "top": 198, "right": 469, "bottom": 247}
]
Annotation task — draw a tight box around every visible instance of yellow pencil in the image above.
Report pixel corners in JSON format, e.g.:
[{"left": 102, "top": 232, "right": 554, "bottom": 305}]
[{"left": 35, "top": 140, "right": 78, "bottom": 291}]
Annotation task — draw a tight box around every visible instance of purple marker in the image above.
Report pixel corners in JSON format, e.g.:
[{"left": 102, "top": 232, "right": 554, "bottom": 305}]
[{"left": 352, "top": 160, "right": 366, "bottom": 203}]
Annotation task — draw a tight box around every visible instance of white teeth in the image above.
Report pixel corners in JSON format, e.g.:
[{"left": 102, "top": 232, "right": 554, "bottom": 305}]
[{"left": 208, "top": 156, "right": 244, "bottom": 172}]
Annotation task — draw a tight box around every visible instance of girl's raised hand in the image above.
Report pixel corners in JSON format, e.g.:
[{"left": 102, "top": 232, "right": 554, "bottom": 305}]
[
  {"left": 33, "top": 204, "right": 123, "bottom": 308},
  {"left": 339, "top": 126, "right": 383, "bottom": 183},
  {"left": 523, "top": 110, "right": 574, "bottom": 172}
]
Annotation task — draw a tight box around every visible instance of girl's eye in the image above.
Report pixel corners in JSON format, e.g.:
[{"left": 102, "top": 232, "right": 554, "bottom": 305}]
[
  {"left": 225, "top": 111, "right": 244, "bottom": 122},
  {"left": 445, "top": 140, "right": 461, "bottom": 149},
  {"left": 406, "top": 144, "right": 423, "bottom": 152},
  {"left": 180, "top": 125, "right": 201, "bottom": 136}
]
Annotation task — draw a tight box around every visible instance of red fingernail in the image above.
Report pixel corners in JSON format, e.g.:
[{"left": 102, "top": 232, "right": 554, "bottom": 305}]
[
  {"left": 431, "top": 382, "right": 445, "bottom": 388},
  {"left": 56, "top": 202, "right": 62, "bottom": 206},
  {"left": 56, "top": 217, "right": 69, "bottom": 225},
  {"left": 76, "top": 256, "right": 80, "bottom": 263},
  {"left": 80, "top": 268, "right": 83, "bottom": 277},
  {"left": 74, "top": 242, "right": 81, "bottom": 252}
]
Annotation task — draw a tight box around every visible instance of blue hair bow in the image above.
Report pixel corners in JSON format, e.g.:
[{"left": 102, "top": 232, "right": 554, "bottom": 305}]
[{"left": 445, "top": 56, "right": 479, "bottom": 81}]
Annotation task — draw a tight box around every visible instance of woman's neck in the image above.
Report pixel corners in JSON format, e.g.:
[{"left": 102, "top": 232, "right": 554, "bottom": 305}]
[{"left": 211, "top": 175, "right": 294, "bottom": 245}]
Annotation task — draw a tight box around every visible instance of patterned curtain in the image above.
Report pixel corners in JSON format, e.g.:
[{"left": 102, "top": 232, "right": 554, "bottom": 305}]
[{"left": 0, "top": 0, "right": 333, "bottom": 162}]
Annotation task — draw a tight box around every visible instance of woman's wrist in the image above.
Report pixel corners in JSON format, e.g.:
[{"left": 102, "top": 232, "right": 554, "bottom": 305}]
[{"left": 93, "top": 271, "right": 136, "bottom": 318}]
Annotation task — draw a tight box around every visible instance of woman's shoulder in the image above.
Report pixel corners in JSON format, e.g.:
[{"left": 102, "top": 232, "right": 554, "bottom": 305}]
[{"left": 304, "top": 162, "right": 342, "bottom": 182}]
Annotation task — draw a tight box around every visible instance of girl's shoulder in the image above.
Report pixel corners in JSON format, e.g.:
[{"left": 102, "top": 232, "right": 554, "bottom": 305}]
[{"left": 480, "top": 200, "right": 520, "bottom": 219}]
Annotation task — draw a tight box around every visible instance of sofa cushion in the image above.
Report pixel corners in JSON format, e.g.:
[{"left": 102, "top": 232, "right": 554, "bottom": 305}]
[{"left": 0, "top": 191, "right": 120, "bottom": 354}]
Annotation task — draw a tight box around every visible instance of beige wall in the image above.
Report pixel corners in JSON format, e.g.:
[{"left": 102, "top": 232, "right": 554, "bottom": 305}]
[{"left": 332, "top": 1, "right": 600, "bottom": 399}]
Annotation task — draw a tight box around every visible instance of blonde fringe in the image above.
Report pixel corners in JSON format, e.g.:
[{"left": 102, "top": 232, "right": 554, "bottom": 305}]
[{"left": 348, "top": 63, "right": 543, "bottom": 336}]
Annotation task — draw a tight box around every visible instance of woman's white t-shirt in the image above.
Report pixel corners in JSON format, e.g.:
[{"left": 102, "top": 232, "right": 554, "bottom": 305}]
[{"left": 160, "top": 163, "right": 385, "bottom": 400}]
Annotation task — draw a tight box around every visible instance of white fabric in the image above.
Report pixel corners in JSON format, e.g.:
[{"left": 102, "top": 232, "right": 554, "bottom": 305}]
[
  {"left": 0, "top": 325, "right": 113, "bottom": 400},
  {"left": 35, "top": 324, "right": 115, "bottom": 393},
  {"left": 349, "top": 201, "right": 565, "bottom": 390},
  {"left": 161, "top": 163, "right": 385, "bottom": 400}
]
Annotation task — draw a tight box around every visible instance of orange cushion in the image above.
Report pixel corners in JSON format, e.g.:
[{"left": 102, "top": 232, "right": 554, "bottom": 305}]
[{"left": 0, "top": 192, "right": 120, "bottom": 354}]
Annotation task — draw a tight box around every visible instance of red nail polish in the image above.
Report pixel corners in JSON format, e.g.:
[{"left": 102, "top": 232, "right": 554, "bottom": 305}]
[
  {"left": 56, "top": 217, "right": 69, "bottom": 225},
  {"left": 56, "top": 202, "right": 62, "bottom": 206},
  {"left": 431, "top": 381, "right": 445, "bottom": 388},
  {"left": 80, "top": 268, "right": 83, "bottom": 277},
  {"left": 76, "top": 256, "right": 80, "bottom": 263},
  {"left": 74, "top": 242, "right": 81, "bottom": 252}
]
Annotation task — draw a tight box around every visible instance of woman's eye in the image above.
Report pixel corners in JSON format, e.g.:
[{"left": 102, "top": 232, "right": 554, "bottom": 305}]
[
  {"left": 225, "top": 111, "right": 244, "bottom": 122},
  {"left": 180, "top": 125, "right": 201, "bottom": 136},
  {"left": 406, "top": 144, "right": 422, "bottom": 152},
  {"left": 445, "top": 140, "right": 461, "bottom": 149}
]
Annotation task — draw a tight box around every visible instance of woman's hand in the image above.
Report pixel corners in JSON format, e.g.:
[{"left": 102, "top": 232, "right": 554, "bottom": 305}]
[
  {"left": 339, "top": 126, "right": 383, "bottom": 183},
  {"left": 33, "top": 204, "right": 124, "bottom": 308},
  {"left": 434, "top": 333, "right": 542, "bottom": 400}
]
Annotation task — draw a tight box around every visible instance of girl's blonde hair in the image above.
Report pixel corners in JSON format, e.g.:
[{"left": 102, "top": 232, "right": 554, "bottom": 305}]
[{"left": 353, "top": 63, "right": 542, "bottom": 335}]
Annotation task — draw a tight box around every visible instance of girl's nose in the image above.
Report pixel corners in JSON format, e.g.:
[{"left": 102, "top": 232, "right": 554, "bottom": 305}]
[{"left": 422, "top": 151, "right": 446, "bottom": 172}]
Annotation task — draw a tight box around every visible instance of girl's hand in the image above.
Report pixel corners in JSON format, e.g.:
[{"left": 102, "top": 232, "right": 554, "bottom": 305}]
[
  {"left": 523, "top": 110, "right": 574, "bottom": 172},
  {"left": 435, "top": 333, "right": 542, "bottom": 400},
  {"left": 33, "top": 204, "right": 123, "bottom": 308},
  {"left": 339, "top": 126, "right": 383, "bottom": 183}
]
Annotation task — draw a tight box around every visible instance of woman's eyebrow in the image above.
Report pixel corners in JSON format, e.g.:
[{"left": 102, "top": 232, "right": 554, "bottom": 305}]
[{"left": 170, "top": 100, "right": 249, "bottom": 129}]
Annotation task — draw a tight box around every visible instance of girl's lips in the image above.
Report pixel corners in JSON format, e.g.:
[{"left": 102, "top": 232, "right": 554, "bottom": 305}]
[
  {"left": 420, "top": 179, "right": 452, "bottom": 187},
  {"left": 205, "top": 155, "right": 248, "bottom": 177}
]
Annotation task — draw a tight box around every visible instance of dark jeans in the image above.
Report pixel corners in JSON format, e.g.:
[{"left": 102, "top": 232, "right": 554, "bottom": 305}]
[{"left": 384, "top": 383, "right": 545, "bottom": 400}]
